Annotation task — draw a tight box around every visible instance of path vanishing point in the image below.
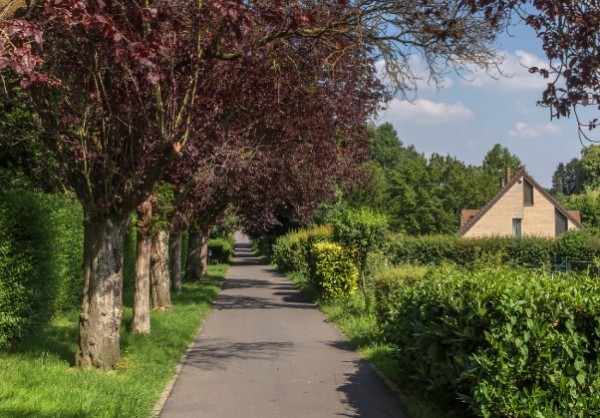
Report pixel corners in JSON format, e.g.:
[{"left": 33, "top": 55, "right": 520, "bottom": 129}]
[{"left": 159, "top": 233, "right": 410, "bottom": 418}]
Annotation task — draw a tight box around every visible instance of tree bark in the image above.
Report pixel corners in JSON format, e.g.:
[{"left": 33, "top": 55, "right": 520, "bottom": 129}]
[
  {"left": 186, "top": 227, "right": 202, "bottom": 281},
  {"left": 76, "top": 216, "right": 128, "bottom": 369},
  {"left": 200, "top": 227, "right": 209, "bottom": 276},
  {"left": 170, "top": 230, "right": 183, "bottom": 293},
  {"left": 132, "top": 199, "right": 153, "bottom": 334},
  {"left": 151, "top": 229, "right": 172, "bottom": 310}
]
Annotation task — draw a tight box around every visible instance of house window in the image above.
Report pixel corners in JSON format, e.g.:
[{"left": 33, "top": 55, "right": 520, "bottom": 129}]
[
  {"left": 555, "top": 209, "right": 568, "bottom": 236},
  {"left": 512, "top": 218, "right": 522, "bottom": 238},
  {"left": 524, "top": 180, "right": 534, "bottom": 206}
]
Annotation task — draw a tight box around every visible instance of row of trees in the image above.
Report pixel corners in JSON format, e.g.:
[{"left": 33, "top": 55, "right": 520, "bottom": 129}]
[
  {"left": 551, "top": 145, "right": 600, "bottom": 197},
  {"left": 550, "top": 145, "right": 600, "bottom": 229},
  {"left": 1, "top": 0, "right": 600, "bottom": 370}
]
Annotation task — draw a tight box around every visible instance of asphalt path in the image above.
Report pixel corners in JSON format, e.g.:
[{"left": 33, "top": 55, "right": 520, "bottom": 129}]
[{"left": 159, "top": 233, "right": 409, "bottom": 418}]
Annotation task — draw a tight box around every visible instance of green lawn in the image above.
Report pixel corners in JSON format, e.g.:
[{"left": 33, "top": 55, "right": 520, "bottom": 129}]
[{"left": 0, "top": 264, "right": 228, "bottom": 418}]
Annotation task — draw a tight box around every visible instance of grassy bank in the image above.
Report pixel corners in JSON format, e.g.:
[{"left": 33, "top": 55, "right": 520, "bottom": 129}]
[{"left": 0, "top": 264, "right": 228, "bottom": 418}]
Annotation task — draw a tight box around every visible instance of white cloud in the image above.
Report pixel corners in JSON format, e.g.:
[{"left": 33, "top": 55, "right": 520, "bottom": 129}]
[
  {"left": 513, "top": 101, "right": 529, "bottom": 115},
  {"left": 509, "top": 122, "right": 562, "bottom": 138},
  {"left": 379, "top": 98, "right": 474, "bottom": 124},
  {"left": 463, "top": 50, "right": 549, "bottom": 91}
]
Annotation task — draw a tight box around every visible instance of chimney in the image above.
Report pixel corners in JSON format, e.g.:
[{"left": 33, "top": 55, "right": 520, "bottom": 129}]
[{"left": 506, "top": 167, "right": 511, "bottom": 182}]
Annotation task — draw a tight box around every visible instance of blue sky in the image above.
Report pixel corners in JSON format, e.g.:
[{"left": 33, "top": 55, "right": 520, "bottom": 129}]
[{"left": 376, "top": 22, "right": 587, "bottom": 188}]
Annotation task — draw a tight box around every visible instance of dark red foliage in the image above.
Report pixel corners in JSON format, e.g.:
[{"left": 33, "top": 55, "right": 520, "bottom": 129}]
[{"left": 0, "top": 17, "right": 56, "bottom": 86}]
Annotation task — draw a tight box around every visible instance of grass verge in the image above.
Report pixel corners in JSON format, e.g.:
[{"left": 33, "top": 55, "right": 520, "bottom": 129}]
[
  {"left": 0, "top": 264, "right": 228, "bottom": 418},
  {"left": 287, "top": 271, "right": 464, "bottom": 418}
]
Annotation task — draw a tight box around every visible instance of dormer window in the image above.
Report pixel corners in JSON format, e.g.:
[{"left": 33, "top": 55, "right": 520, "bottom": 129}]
[{"left": 524, "top": 180, "right": 534, "bottom": 206}]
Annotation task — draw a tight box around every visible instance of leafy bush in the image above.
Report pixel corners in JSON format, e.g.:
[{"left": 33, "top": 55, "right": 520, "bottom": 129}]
[
  {"left": 208, "top": 238, "right": 234, "bottom": 264},
  {"left": 271, "top": 226, "right": 332, "bottom": 273},
  {"left": 372, "top": 265, "right": 429, "bottom": 330},
  {"left": 332, "top": 207, "right": 388, "bottom": 273},
  {"left": 0, "top": 182, "right": 83, "bottom": 348},
  {"left": 309, "top": 242, "right": 358, "bottom": 299},
  {"left": 378, "top": 265, "right": 600, "bottom": 417}
]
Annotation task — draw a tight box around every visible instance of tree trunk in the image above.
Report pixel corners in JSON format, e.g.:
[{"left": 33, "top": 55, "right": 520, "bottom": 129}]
[
  {"left": 76, "top": 216, "right": 128, "bottom": 369},
  {"left": 132, "top": 200, "right": 153, "bottom": 334},
  {"left": 170, "top": 230, "right": 183, "bottom": 293},
  {"left": 200, "top": 227, "right": 209, "bottom": 276},
  {"left": 151, "top": 229, "right": 171, "bottom": 310},
  {"left": 186, "top": 228, "right": 202, "bottom": 281}
]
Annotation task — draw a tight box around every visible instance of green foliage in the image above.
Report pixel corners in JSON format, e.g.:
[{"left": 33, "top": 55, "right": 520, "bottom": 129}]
[
  {"left": 481, "top": 143, "right": 522, "bottom": 180},
  {"left": 372, "top": 265, "right": 428, "bottom": 330},
  {"left": 580, "top": 145, "right": 600, "bottom": 189},
  {"left": 341, "top": 124, "right": 498, "bottom": 235},
  {"left": 271, "top": 225, "right": 332, "bottom": 273},
  {"left": 0, "top": 265, "right": 226, "bottom": 418},
  {"left": 562, "top": 188, "right": 600, "bottom": 228},
  {"left": 149, "top": 182, "right": 176, "bottom": 235},
  {"left": 309, "top": 242, "right": 358, "bottom": 299},
  {"left": 0, "top": 179, "right": 83, "bottom": 348},
  {"left": 387, "top": 233, "right": 600, "bottom": 269},
  {"left": 210, "top": 209, "right": 242, "bottom": 238},
  {"left": 377, "top": 265, "right": 600, "bottom": 417},
  {"left": 208, "top": 238, "right": 235, "bottom": 264},
  {"left": 332, "top": 207, "right": 388, "bottom": 273},
  {"left": 554, "top": 228, "right": 600, "bottom": 271}
]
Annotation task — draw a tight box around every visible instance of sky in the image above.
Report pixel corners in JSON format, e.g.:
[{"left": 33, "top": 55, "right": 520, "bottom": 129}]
[{"left": 375, "top": 21, "right": 589, "bottom": 188}]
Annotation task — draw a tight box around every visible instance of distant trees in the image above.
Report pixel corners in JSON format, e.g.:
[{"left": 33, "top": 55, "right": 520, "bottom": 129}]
[
  {"left": 551, "top": 145, "right": 600, "bottom": 197},
  {"left": 344, "top": 123, "right": 499, "bottom": 235},
  {"left": 551, "top": 145, "right": 600, "bottom": 228},
  {"left": 481, "top": 144, "right": 522, "bottom": 183}
]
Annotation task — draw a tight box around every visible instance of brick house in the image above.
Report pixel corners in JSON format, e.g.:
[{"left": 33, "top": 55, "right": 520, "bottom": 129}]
[{"left": 459, "top": 168, "right": 582, "bottom": 238}]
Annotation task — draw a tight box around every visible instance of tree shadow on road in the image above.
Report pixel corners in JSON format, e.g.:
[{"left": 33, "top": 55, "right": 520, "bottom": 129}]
[
  {"left": 335, "top": 359, "right": 410, "bottom": 418},
  {"left": 183, "top": 340, "right": 295, "bottom": 371},
  {"left": 213, "top": 294, "right": 314, "bottom": 310}
]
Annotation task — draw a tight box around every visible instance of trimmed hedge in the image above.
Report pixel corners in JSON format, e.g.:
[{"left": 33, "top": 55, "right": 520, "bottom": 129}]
[
  {"left": 271, "top": 225, "right": 332, "bottom": 274},
  {"left": 376, "top": 265, "right": 600, "bottom": 417},
  {"left": 309, "top": 242, "right": 358, "bottom": 298},
  {"left": 388, "top": 230, "right": 600, "bottom": 270},
  {"left": 208, "top": 237, "right": 235, "bottom": 264},
  {"left": 0, "top": 183, "right": 83, "bottom": 348}
]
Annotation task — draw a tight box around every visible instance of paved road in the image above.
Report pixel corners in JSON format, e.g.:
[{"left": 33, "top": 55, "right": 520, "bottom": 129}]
[{"left": 160, "top": 233, "right": 409, "bottom": 418}]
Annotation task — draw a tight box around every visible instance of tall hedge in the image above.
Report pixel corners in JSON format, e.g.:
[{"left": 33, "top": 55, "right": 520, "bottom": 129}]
[
  {"left": 0, "top": 181, "right": 83, "bottom": 348},
  {"left": 376, "top": 266, "right": 600, "bottom": 417}
]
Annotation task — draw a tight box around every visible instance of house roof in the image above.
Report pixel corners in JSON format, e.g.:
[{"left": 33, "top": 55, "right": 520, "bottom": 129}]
[{"left": 458, "top": 168, "right": 583, "bottom": 236}]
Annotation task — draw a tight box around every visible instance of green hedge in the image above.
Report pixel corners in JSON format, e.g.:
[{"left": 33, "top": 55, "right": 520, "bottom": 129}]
[
  {"left": 309, "top": 242, "right": 358, "bottom": 298},
  {"left": 208, "top": 237, "right": 234, "bottom": 264},
  {"left": 377, "top": 266, "right": 600, "bottom": 417},
  {"left": 0, "top": 183, "right": 83, "bottom": 348},
  {"left": 388, "top": 230, "right": 600, "bottom": 270},
  {"left": 271, "top": 226, "right": 332, "bottom": 274}
]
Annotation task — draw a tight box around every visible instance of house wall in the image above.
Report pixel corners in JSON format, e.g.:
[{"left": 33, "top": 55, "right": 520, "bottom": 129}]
[
  {"left": 463, "top": 176, "right": 579, "bottom": 238},
  {"left": 522, "top": 186, "right": 555, "bottom": 236},
  {"left": 463, "top": 180, "right": 523, "bottom": 238}
]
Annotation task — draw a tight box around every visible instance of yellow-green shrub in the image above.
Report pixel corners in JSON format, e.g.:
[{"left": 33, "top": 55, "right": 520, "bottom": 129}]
[
  {"left": 309, "top": 242, "right": 358, "bottom": 299},
  {"left": 272, "top": 225, "right": 332, "bottom": 273}
]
